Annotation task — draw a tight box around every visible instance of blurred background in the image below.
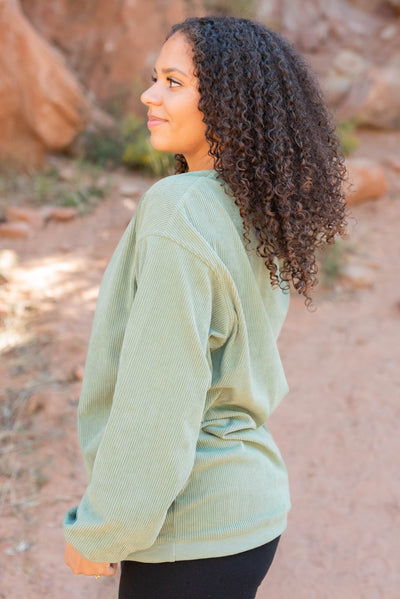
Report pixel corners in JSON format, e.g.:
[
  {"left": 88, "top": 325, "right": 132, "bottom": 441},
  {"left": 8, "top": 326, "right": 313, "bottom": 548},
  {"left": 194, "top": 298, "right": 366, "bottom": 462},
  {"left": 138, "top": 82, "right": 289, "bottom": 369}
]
[{"left": 0, "top": 1, "right": 399, "bottom": 597}]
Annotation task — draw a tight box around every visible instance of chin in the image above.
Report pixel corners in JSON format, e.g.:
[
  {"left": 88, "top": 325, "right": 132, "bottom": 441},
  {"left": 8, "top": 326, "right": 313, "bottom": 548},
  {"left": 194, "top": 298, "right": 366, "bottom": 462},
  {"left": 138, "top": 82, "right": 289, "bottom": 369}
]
[{"left": 149, "top": 135, "right": 177, "bottom": 154}]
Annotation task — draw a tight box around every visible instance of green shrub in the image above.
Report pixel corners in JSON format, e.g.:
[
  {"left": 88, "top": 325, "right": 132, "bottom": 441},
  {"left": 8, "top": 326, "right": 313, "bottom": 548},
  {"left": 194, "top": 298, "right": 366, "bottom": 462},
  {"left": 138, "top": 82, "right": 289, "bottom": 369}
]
[
  {"left": 336, "top": 119, "right": 360, "bottom": 156},
  {"left": 33, "top": 166, "right": 60, "bottom": 202},
  {"left": 80, "top": 113, "right": 175, "bottom": 177},
  {"left": 79, "top": 128, "right": 124, "bottom": 167},
  {"left": 31, "top": 163, "right": 108, "bottom": 214},
  {"left": 203, "top": 0, "right": 256, "bottom": 17},
  {"left": 0, "top": 160, "right": 108, "bottom": 216},
  {"left": 121, "top": 115, "right": 175, "bottom": 176},
  {"left": 61, "top": 187, "right": 104, "bottom": 211},
  {"left": 318, "top": 239, "right": 346, "bottom": 287}
]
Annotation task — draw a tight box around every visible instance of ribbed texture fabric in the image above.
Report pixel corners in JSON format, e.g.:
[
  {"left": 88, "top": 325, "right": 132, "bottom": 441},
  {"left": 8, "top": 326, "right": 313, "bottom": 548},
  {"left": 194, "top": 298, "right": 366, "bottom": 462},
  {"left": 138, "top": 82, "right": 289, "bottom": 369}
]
[{"left": 63, "top": 170, "right": 291, "bottom": 563}]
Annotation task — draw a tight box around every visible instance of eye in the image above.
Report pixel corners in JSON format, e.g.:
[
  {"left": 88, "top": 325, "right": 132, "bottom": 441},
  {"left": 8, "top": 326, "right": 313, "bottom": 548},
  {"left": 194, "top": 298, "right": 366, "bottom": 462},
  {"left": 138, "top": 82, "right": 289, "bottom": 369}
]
[
  {"left": 167, "top": 78, "right": 181, "bottom": 88},
  {"left": 151, "top": 75, "right": 157, "bottom": 83}
]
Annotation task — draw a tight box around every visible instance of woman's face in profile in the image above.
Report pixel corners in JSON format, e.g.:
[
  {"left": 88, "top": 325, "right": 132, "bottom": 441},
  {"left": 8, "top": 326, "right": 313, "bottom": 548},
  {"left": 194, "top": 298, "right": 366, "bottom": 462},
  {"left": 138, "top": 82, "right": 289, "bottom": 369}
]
[{"left": 141, "top": 32, "right": 213, "bottom": 171}]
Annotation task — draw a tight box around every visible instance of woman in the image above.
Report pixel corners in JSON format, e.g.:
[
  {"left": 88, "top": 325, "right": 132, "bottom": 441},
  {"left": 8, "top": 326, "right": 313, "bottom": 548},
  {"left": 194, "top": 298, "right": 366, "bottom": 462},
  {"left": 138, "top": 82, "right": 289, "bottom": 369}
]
[{"left": 64, "top": 15, "right": 346, "bottom": 599}]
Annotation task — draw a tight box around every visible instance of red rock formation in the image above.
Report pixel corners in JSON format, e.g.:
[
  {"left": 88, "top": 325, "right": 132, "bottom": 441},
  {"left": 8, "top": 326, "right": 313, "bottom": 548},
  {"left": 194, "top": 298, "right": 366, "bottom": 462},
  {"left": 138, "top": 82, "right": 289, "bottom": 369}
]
[
  {"left": 339, "top": 59, "right": 400, "bottom": 130},
  {"left": 0, "top": 0, "right": 91, "bottom": 169},
  {"left": 20, "top": 0, "right": 196, "bottom": 115},
  {"left": 3, "top": 0, "right": 400, "bottom": 172},
  {"left": 5, "top": 206, "right": 45, "bottom": 229},
  {"left": 345, "top": 157, "right": 388, "bottom": 205},
  {"left": 0, "top": 221, "right": 31, "bottom": 238}
]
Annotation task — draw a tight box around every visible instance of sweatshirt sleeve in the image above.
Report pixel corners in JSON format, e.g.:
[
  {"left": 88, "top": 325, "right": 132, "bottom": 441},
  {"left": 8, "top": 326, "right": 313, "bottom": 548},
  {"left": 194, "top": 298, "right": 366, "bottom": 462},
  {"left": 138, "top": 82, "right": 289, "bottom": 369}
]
[{"left": 63, "top": 233, "right": 215, "bottom": 562}]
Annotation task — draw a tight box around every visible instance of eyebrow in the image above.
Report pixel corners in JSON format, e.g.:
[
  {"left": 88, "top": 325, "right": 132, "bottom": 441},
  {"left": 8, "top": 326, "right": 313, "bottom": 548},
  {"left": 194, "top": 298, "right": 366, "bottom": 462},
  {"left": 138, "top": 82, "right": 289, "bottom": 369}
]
[{"left": 153, "top": 66, "right": 189, "bottom": 78}]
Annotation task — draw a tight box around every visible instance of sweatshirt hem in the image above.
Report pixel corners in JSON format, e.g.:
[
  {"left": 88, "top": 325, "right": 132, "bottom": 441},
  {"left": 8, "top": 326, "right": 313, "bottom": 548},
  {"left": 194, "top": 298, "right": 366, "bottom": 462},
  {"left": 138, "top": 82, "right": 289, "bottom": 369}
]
[{"left": 123, "top": 516, "right": 287, "bottom": 563}]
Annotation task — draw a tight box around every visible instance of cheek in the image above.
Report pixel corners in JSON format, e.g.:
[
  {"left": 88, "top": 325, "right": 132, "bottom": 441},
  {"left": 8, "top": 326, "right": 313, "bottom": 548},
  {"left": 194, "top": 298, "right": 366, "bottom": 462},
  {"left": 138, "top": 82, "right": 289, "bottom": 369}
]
[
  {"left": 179, "top": 104, "right": 206, "bottom": 141},
  {"left": 173, "top": 91, "right": 203, "bottom": 129}
]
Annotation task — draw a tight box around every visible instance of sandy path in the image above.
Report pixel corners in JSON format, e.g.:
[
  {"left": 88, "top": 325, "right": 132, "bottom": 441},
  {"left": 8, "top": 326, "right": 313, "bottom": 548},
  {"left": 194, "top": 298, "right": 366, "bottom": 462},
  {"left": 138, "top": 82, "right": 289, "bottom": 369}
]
[
  {"left": 261, "top": 195, "right": 400, "bottom": 599},
  {"left": 0, "top": 151, "right": 399, "bottom": 598}
]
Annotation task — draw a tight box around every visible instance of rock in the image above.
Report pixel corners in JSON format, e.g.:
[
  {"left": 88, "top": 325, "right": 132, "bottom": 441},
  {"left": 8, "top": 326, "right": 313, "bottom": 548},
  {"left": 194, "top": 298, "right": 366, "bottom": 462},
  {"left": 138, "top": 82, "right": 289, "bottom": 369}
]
[
  {"left": 280, "top": 0, "right": 383, "bottom": 49},
  {"left": 0, "top": 0, "right": 91, "bottom": 169},
  {"left": 339, "top": 61, "right": 400, "bottom": 129},
  {"left": 323, "top": 74, "right": 354, "bottom": 107},
  {"left": 332, "top": 50, "right": 369, "bottom": 79},
  {"left": 44, "top": 206, "right": 78, "bottom": 222},
  {"left": 256, "top": 0, "right": 282, "bottom": 28},
  {"left": 341, "top": 263, "right": 375, "bottom": 289},
  {"left": 40, "top": 205, "right": 78, "bottom": 222},
  {"left": 297, "top": 20, "right": 330, "bottom": 53},
  {"left": 384, "top": 156, "right": 400, "bottom": 172},
  {"left": 345, "top": 158, "right": 388, "bottom": 205},
  {"left": 0, "top": 221, "right": 30, "bottom": 238},
  {"left": 280, "top": 0, "right": 321, "bottom": 36},
  {"left": 20, "top": 0, "right": 188, "bottom": 115},
  {"left": 119, "top": 183, "right": 141, "bottom": 197},
  {"left": 280, "top": 1, "right": 332, "bottom": 52},
  {"left": 88, "top": 106, "right": 116, "bottom": 132},
  {"left": 5, "top": 206, "right": 44, "bottom": 228},
  {"left": 17, "top": 0, "right": 395, "bottom": 122},
  {"left": 73, "top": 365, "right": 85, "bottom": 381},
  {"left": 380, "top": 24, "right": 398, "bottom": 40},
  {"left": 26, "top": 393, "right": 45, "bottom": 416},
  {"left": 387, "top": 0, "right": 400, "bottom": 12},
  {"left": 57, "top": 165, "right": 76, "bottom": 182},
  {"left": 323, "top": 50, "right": 369, "bottom": 106}
]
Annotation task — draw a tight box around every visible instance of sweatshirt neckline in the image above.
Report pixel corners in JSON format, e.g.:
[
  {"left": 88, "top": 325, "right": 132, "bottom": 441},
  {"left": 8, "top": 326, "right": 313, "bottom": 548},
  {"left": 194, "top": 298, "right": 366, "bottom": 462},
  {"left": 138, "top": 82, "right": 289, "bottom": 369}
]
[{"left": 185, "top": 169, "right": 216, "bottom": 176}]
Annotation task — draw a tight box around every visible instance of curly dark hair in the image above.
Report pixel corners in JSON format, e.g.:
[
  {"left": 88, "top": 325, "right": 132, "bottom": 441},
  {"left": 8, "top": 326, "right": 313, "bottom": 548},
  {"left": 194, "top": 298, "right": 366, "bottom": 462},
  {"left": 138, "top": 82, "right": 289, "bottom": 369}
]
[{"left": 166, "top": 16, "right": 347, "bottom": 304}]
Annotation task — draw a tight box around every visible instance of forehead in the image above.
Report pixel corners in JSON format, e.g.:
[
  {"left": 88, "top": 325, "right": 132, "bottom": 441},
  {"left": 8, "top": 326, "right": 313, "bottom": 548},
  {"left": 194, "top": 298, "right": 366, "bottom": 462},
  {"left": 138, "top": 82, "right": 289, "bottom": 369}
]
[{"left": 156, "top": 33, "right": 194, "bottom": 76}]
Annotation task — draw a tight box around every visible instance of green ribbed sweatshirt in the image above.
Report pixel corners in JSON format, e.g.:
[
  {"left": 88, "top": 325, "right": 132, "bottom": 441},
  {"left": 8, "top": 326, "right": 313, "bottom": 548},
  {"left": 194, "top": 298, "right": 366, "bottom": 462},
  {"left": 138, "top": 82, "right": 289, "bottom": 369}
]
[{"left": 63, "top": 169, "right": 291, "bottom": 563}]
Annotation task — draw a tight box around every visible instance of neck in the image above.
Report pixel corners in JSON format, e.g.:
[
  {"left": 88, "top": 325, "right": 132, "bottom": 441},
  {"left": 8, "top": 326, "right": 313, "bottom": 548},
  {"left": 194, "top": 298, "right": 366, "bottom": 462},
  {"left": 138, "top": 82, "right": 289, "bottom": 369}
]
[{"left": 185, "top": 152, "right": 214, "bottom": 172}]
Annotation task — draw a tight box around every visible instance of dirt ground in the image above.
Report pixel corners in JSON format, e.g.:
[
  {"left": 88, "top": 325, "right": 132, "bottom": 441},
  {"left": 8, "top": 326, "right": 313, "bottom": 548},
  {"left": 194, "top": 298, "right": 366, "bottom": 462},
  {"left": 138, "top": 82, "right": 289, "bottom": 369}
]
[{"left": 0, "top": 131, "right": 399, "bottom": 598}]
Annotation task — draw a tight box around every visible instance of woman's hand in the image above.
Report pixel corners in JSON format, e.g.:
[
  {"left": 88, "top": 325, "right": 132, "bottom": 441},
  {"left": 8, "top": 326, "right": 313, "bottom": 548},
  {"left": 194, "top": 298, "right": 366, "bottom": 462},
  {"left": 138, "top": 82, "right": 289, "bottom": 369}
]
[{"left": 64, "top": 542, "right": 118, "bottom": 577}]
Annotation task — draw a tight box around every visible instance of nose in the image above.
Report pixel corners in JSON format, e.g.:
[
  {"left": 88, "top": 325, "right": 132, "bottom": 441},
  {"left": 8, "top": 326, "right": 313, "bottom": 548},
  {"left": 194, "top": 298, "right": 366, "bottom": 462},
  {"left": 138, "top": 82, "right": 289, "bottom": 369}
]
[{"left": 140, "top": 83, "right": 162, "bottom": 107}]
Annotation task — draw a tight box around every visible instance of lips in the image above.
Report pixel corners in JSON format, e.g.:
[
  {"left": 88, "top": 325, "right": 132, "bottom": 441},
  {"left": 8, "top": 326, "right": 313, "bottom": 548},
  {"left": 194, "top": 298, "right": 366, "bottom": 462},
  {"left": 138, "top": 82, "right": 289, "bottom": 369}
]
[
  {"left": 147, "top": 114, "right": 168, "bottom": 126},
  {"left": 148, "top": 114, "right": 167, "bottom": 121}
]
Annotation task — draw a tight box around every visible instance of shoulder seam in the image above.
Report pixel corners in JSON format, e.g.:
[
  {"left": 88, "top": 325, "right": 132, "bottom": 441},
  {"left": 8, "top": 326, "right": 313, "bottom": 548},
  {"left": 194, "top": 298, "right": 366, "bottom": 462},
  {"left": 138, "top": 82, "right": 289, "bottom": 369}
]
[
  {"left": 136, "top": 232, "right": 236, "bottom": 323},
  {"left": 137, "top": 172, "right": 223, "bottom": 275},
  {"left": 136, "top": 231, "right": 220, "bottom": 277}
]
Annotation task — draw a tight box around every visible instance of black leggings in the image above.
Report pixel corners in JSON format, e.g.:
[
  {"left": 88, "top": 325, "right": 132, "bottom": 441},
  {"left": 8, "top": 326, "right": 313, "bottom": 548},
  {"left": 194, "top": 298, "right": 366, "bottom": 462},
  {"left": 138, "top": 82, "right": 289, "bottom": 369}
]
[{"left": 118, "top": 536, "right": 280, "bottom": 599}]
